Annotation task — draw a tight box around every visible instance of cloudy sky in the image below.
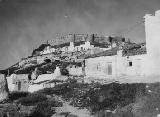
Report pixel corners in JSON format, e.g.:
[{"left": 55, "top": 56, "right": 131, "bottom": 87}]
[{"left": 0, "top": 0, "right": 160, "bottom": 69}]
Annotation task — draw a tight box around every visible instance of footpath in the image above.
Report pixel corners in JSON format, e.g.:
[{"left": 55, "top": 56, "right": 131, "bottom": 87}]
[{"left": 52, "top": 94, "right": 91, "bottom": 117}]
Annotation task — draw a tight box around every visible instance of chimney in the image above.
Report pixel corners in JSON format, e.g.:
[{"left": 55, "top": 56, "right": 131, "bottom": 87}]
[
  {"left": 108, "top": 36, "right": 113, "bottom": 48},
  {"left": 73, "top": 34, "right": 76, "bottom": 42},
  {"left": 92, "top": 34, "right": 95, "bottom": 42},
  {"left": 122, "top": 38, "right": 125, "bottom": 42},
  {"left": 108, "top": 36, "right": 112, "bottom": 43}
]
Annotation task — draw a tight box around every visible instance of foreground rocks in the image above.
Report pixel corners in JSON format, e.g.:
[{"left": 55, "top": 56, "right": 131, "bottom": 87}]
[{"left": 0, "top": 74, "right": 9, "bottom": 102}]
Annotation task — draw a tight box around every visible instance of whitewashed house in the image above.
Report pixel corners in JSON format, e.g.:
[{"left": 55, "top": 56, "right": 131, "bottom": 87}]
[
  {"left": 28, "top": 66, "right": 61, "bottom": 92},
  {"left": 6, "top": 66, "right": 62, "bottom": 93},
  {"left": 67, "top": 64, "right": 84, "bottom": 76},
  {"left": 6, "top": 74, "right": 29, "bottom": 92},
  {"left": 40, "top": 46, "right": 56, "bottom": 55},
  {"left": 83, "top": 10, "right": 160, "bottom": 83},
  {"left": 85, "top": 48, "right": 147, "bottom": 81}
]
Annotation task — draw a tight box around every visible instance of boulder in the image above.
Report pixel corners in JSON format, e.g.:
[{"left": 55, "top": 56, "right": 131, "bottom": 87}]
[{"left": 0, "top": 74, "right": 9, "bottom": 102}]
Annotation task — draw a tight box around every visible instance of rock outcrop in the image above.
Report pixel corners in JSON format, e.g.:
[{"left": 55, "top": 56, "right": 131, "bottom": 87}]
[{"left": 0, "top": 74, "right": 9, "bottom": 102}]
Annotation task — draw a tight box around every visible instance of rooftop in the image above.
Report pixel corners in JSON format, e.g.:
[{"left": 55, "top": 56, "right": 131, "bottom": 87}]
[
  {"left": 85, "top": 47, "right": 118, "bottom": 59},
  {"left": 85, "top": 42, "right": 146, "bottom": 59}
]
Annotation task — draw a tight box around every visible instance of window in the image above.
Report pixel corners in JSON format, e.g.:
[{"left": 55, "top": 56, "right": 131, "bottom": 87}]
[
  {"left": 129, "top": 61, "right": 132, "bottom": 67},
  {"left": 18, "top": 81, "right": 21, "bottom": 91},
  {"left": 97, "top": 63, "right": 101, "bottom": 71},
  {"left": 81, "top": 47, "right": 83, "bottom": 51},
  {"left": 122, "top": 38, "right": 125, "bottom": 42}
]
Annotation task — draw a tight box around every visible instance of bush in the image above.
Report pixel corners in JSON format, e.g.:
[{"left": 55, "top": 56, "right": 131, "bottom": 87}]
[
  {"left": 65, "top": 82, "right": 146, "bottom": 113},
  {"left": 29, "top": 99, "right": 62, "bottom": 117},
  {"left": 29, "top": 101, "right": 54, "bottom": 117},
  {"left": 17, "top": 93, "right": 47, "bottom": 106},
  {"left": 131, "top": 83, "right": 160, "bottom": 117},
  {"left": 60, "top": 68, "right": 69, "bottom": 76},
  {"left": 9, "top": 92, "right": 29, "bottom": 101}
]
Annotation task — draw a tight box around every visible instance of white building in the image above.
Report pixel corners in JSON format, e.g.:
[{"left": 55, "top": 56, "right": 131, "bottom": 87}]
[
  {"left": 40, "top": 46, "right": 56, "bottom": 55},
  {"left": 83, "top": 10, "right": 160, "bottom": 83},
  {"left": 28, "top": 66, "right": 61, "bottom": 92},
  {"left": 67, "top": 64, "right": 83, "bottom": 76},
  {"left": 6, "top": 74, "right": 29, "bottom": 92},
  {"left": 85, "top": 48, "right": 147, "bottom": 81},
  {"left": 144, "top": 10, "right": 160, "bottom": 75}
]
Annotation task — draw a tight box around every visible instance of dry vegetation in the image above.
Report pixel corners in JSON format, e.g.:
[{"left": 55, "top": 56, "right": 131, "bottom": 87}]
[{"left": 0, "top": 79, "right": 160, "bottom": 117}]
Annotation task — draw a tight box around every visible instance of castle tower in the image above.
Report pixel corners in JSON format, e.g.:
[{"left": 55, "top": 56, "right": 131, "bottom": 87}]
[{"left": 144, "top": 10, "right": 160, "bottom": 75}]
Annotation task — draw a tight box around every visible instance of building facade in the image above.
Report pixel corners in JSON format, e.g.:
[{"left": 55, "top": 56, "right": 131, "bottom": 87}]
[
  {"left": 85, "top": 50, "right": 147, "bottom": 80},
  {"left": 144, "top": 10, "right": 160, "bottom": 75},
  {"left": 7, "top": 74, "right": 29, "bottom": 92},
  {"left": 84, "top": 10, "right": 160, "bottom": 82}
]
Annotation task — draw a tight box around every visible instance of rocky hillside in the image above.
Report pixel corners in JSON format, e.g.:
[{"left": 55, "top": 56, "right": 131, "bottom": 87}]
[{"left": 0, "top": 35, "right": 145, "bottom": 77}]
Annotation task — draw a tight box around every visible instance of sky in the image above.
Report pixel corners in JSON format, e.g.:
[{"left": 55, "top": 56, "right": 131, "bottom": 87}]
[{"left": 0, "top": 0, "right": 160, "bottom": 69}]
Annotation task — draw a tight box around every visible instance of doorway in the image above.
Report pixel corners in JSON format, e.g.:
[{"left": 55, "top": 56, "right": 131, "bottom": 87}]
[
  {"left": 108, "top": 63, "right": 112, "bottom": 75},
  {"left": 18, "top": 81, "right": 21, "bottom": 91}
]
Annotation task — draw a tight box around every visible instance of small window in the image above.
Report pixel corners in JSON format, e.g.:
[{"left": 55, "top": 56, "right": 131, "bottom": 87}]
[
  {"left": 81, "top": 47, "right": 83, "bottom": 51},
  {"left": 125, "top": 51, "right": 127, "bottom": 54},
  {"left": 108, "top": 63, "right": 112, "bottom": 75},
  {"left": 129, "top": 61, "right": 132, "bottom": 67},
  {"left": 97, "top": 63, "right": 101, "bottom": 71},
  {"left": 122, "top": 38, "right": 125, "bottom": 42}
]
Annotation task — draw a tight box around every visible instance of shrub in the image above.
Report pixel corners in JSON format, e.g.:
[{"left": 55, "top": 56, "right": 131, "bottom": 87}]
[
  {"left": 29, "top": 102, "right": 54, "bottom": 117},
  {"left": 66, "top": 82, "right": 146, "bottom": 113},
  {"left": 17, "top": 93, "right": 47, "bottom": 106},
  {"left": 131, "top": 83, "right": 160, "bottom": 117},
  {"left": 9, "top": 92, "right": 29, "bottom": 101},
  {"left": 29, "top": 99, "right": 62, "bottom": 117},
  {"left": 60, "top": 68, "right": 69, "bottom": 76}
]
